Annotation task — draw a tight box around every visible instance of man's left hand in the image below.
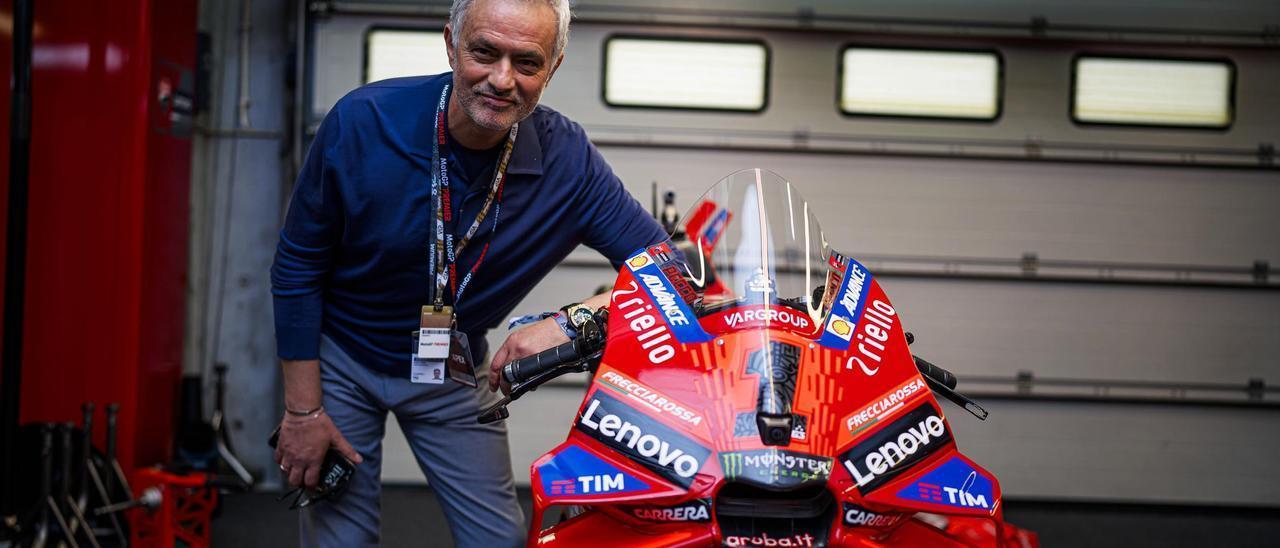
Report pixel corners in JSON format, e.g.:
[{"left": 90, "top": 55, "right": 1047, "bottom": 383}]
[{"left": 489, "top": 317, "right": 570, "bottom": 392}]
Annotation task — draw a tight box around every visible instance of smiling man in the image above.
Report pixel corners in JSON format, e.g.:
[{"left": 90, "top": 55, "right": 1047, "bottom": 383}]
[{"left": 269, "top": 0, "right": 668, "bottom": 546}]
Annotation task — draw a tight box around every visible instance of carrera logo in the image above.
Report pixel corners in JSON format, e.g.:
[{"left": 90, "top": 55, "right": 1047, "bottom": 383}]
[
  {"left": 842, "top": 503, "right": 903, "bottom": 529},
  {"left": 844, "top": 378, "right": 927, "bottom": 436},
  {"left": 840, "top": 403, "right": 952, "bottom": 494},
  {"left": 612, "top": 281, "right": 676, "bottom": 365},
  {"left": 597, "top": 369, "right": 704, "bottom": 428},
  {"left": 626, "top": 499, "right": 711, "bottom": 523},
  {"left": 577, "top": 391, "right": 710, "bottom": 488},
  {"left": 724, "top": 307, "right": 812, "bottom": 330},
  {"left": 627, "top": 254, "right": 652, "bottom": 269},
  {"left": 828, "top": 317, "right": 853, "bottom": 339}
]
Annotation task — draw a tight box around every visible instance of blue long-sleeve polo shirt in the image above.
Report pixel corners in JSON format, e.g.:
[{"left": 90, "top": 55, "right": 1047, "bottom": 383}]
[{"left": 271, "top": 73, "right": 667, "bottom": 377}]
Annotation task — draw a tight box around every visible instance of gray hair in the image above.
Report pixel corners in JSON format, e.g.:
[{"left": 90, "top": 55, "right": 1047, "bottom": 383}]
[{"left": 449, "top": 0, "right": 572, "bottom": 61}]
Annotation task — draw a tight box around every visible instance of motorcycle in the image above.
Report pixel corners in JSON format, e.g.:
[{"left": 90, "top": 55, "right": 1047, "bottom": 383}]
[{"left": 481, "top": 169, "right": 1039, "bottom": 547}]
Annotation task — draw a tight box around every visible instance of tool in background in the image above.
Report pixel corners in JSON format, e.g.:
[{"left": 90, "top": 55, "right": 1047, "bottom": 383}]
[{"left": 211, "top": 364, "right": 253, "bottom": 487}]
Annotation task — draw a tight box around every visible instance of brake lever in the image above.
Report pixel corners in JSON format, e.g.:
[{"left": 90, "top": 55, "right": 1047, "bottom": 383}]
[
  {"left": 922, "top": 375, "right": 988, "bottom": 421},
  {"left": 478, "top": 351, "right": 603, "bottom": 424}
]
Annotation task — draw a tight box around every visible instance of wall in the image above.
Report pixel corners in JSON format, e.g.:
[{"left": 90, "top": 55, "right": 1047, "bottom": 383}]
[
  {"left": 266, "top": 0, "right": 1280, "bottom": 506},
  {"left": 187, "top": 0, "right": 293, "bottom": 481}
]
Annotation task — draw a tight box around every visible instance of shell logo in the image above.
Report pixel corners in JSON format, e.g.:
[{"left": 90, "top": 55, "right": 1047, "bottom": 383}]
[
  {"left": 829, "top": 317, "right": 853, "bottom": 340},
  {"left": 627, "top": 254, "right": 652, "bottom": 269}
]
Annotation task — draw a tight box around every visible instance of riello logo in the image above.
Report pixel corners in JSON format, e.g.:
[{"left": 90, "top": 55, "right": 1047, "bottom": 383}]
[
  {"left": 576, "top": 391, "right": 710, "bottom": 488},
  {"left": 840, "top": 403, "right": 952, "bottom": 493}
]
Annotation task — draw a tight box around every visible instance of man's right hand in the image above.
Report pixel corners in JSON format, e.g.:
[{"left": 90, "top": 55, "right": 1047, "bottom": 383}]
[{"left": 273, "top": 410, "right": 363, "bottom": 489}]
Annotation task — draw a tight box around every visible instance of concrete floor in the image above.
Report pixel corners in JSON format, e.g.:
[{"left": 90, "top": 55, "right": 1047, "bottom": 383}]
[{"left": 211, "top": 485, "right": 1280, "bottom": 547}]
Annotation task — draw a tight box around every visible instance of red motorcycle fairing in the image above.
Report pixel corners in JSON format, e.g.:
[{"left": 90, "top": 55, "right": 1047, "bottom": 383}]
[{"left": 524, "top": 169, "right": 1035, "bottom": 547}]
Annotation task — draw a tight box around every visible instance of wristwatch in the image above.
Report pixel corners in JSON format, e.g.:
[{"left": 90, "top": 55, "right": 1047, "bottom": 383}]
[
  {"left": 552, "top": 312, "right": 577, "bottom": 339},
  {"left": 560, "top": 303, "right": 595, "bottom": 334}
]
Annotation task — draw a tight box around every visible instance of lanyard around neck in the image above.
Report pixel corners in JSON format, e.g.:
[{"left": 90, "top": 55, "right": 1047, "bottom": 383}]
[{"left": 429, "top": 84, "right": 518, "bottom": 310}]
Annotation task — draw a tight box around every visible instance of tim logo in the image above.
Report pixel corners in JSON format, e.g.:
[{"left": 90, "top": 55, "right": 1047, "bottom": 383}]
[
  {"left": 896, "top": 456, "right": 994, "bottom": 511},
  {"left": 549, "top": 479, "right": 576, "bottom": 495},
  {"left": 914, "top": 482, "right": 943, "bottom": 503},
  {"left": 577, "top": 473, "right": 626, "bottom": 494},
  {"left": 537, "top": 445, "right": 648, "bottom": 497}
]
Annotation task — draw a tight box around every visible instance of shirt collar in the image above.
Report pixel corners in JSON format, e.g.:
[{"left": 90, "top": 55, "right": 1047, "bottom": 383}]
[
  {"left": 412, "top": 110, "right": 544, "bottom": 178},
  {"left": 411, "top": 75, "right": 543, "bottom": 177},
  {"left": 506, "top": 115, "right": 543, "bottom": 176}
]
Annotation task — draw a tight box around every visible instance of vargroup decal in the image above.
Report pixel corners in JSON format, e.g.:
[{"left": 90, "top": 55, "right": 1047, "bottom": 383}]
[
  {"left": 723, "top": 306, "right": 813, "bottom": 332},
  {"left": 576, "top": 391, "right": 711, "bottom": 488},
  {"left": 841, "top": 503, "right": 904, "bottom": 529},
  {"left": 721, "top": 449, "right": 833, "bottom": 489},
  {"left": 596, "top": 368, "right": 704, "bottom": 429},
  {"left": 537, "top": 445, "right": 648, "bottom": 497},
  {"left": 840, "top": 403, "right": 952, "bottom": 494},
  {"left": 819, "top": 259, "right": 872, "bottom": 350},
  {"left": 897, "top": 457, "right": 994, "bottom": 510},
  {"left": 612, "top": 280, "right": 678, "bottom": 365},
  {"left": 842, "top": 378, "right": 929, "bottom": 441},
  {"left": 623, "top": 499, "right": 712, "bottom": 523},
  {"left": 723, "top": 533, "right": 815, "bottom": 547},
  {"left": 623, "top": 251, "right": 713, "bottom": 344}
]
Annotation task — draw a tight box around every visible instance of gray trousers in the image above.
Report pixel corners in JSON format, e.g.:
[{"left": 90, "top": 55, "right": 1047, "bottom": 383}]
[{"left": 300, "top": 336, "right": 525, "bottom": 547}]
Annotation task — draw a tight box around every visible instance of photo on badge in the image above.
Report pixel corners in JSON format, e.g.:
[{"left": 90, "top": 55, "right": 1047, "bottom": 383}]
[{"left": 446, "top": 331, "right": 478, "bottom": 387}]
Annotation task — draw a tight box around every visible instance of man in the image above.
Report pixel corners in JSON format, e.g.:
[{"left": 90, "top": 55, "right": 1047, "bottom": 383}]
[{"left": 269, "top": 0, "right": 667, "bottom": 545}]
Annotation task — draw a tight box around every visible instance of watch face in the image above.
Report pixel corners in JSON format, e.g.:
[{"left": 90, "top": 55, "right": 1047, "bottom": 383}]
[{"left": 569, "top": 306, "right": 594, "bottom": 328}]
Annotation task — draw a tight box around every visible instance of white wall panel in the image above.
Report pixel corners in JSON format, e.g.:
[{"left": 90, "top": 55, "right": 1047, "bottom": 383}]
[{"left": 304, "top": 6, "right": 1280, "bottom": 506}]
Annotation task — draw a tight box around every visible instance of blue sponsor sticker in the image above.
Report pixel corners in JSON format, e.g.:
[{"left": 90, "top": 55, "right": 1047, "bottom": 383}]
[
  {"left": 624, "top": 251, "right": 713, "bottom": 344},
  {"left": 538, "top": 445, "right": 649, "bottom": 497},
  {"left": 819, "top": 258, "right": 873, "bottom": 351},
  {"left": 896, "top": 456, "right": 994, "bottom": 510},
  {"left": 703, "top": 209, "right": 729, "bottom": 245}
]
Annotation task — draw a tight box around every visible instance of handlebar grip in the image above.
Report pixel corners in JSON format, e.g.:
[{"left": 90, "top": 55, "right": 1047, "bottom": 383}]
[
  {"left": 503, "top": 339, "right": 584, "bottom": 385},
  {"left": 913, "top": 355, "right": 958, "bottom": 390}
]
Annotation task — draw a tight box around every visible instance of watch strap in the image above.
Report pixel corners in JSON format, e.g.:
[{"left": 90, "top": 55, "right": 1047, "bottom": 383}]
[{"left": 552, "top": 311, "right": 578, "bottom": 339}]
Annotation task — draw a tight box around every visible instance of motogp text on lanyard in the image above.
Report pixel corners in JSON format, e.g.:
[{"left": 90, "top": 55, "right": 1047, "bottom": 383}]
[{"left": 416, "top": 84, "right": 517, "bottom": 371}]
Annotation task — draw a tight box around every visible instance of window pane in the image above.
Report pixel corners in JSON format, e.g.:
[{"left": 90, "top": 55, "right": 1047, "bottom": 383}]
[
  {"left": 1073, "top": 57, "right": 1233, "bottom": 128},
  {"left": 840, "top": 48, "right": 1001, "bottom": 120},
  {"left": 604, "top": 38, "right": 768, "bottom": 111},
  {"left": 366, "top": 29, "right": 450, "bottom": 84}
]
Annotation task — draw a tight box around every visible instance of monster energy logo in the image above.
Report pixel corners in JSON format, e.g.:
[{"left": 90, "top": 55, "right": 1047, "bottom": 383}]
[{"left": 720, "top": 449, "right": 833, "bottom": 488}]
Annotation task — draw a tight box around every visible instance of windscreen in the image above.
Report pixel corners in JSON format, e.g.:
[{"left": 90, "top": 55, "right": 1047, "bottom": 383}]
[{"left": 672, "top": 169, "right": 832, "bottom": 330}]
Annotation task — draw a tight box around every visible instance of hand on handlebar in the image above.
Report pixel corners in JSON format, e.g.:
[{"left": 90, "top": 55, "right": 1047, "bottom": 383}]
[{"left": 490, "top": 317, "right": 570, "bottom": 392}]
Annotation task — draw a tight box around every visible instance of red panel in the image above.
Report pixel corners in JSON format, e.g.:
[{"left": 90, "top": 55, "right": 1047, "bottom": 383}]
[{"left": 1, "top": 0, "right": 196, "bottom": 471}]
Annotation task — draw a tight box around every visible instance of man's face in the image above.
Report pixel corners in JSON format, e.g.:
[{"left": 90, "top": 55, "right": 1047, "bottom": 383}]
[{"left": 445, "top": 0, "right": 562, "bottom": 133}]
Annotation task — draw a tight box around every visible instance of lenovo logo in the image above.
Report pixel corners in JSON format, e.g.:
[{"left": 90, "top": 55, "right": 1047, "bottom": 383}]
[
  {"left": 840, "top": 403, "right": 951, "bottom": 493},
  {"left": 577, "top": 392, "right": 710, "bottom": 487}
]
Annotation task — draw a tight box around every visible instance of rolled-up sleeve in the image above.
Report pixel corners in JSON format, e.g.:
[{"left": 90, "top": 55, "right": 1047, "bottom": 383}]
[
  {"left": 574, "top": 135, "right": 668, "bottom": 268},
  {"left": 270, "top": 109, "right": 345, "bottom": 360}
]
